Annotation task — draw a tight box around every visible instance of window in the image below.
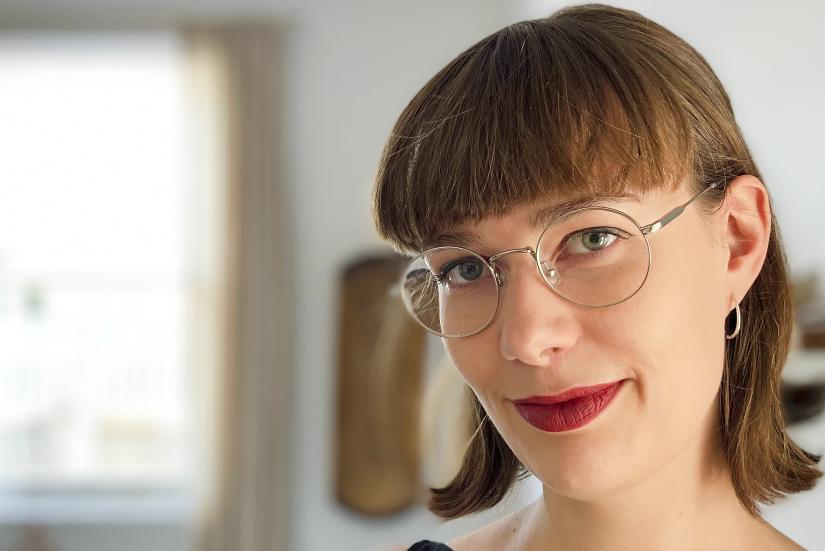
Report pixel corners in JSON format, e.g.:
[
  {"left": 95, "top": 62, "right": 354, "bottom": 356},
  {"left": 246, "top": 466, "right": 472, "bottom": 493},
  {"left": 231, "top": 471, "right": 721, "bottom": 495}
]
[{"left": 0, "top": 32, "right": 191, "bottom": 499}]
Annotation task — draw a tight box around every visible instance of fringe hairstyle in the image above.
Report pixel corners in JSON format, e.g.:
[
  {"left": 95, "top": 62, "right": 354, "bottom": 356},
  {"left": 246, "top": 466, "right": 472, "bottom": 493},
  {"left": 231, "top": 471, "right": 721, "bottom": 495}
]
[{"left": 371, "top": 3, "right": 822, "bottom": 519}]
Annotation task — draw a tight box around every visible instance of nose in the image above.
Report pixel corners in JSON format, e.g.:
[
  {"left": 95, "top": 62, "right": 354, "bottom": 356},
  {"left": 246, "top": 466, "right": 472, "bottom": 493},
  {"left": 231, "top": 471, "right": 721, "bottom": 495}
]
[{"left": 495, "top": 256, "right": 581, "bottom": 367}]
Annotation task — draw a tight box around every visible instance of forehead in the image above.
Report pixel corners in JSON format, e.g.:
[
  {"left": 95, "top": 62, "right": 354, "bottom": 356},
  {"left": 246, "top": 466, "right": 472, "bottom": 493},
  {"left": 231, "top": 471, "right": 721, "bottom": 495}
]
[{"left": 423, "top": 190, "right": 645, "bottom": 250}]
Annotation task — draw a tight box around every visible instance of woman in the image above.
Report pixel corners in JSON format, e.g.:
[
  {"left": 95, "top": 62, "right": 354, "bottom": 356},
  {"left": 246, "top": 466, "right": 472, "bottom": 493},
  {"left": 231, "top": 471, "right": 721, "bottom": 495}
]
[{"left": 373, "top": 4, "right": 822, "bottom": 550}]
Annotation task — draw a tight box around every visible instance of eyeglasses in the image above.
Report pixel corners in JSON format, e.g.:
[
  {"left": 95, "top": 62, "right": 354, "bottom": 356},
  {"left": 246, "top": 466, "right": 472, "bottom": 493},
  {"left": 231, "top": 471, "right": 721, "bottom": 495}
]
[{"left": 399, "top": 183, "right": 719, "bottom": 338}]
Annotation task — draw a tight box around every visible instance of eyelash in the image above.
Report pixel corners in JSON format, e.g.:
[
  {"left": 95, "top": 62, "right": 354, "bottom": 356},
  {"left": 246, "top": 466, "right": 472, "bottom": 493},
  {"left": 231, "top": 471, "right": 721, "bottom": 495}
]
[
  {"left": 554, "top": 227, "right": 629, "bottom": 260},
  {"left": 435, "top": 227, "right": 630, "bottom": 280}
]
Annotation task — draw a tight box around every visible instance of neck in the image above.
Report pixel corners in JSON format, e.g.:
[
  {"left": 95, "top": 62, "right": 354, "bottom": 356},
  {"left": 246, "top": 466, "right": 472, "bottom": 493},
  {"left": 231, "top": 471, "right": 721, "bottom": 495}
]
[{"left": 522, "top": 396, "right": 770, "bottom": 551}]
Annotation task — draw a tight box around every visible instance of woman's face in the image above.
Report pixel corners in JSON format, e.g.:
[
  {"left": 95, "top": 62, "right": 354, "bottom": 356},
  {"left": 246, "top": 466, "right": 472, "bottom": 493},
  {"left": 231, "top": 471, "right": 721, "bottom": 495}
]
[{"left": 443, "top": 183, "right": 732, "bottom": 500}]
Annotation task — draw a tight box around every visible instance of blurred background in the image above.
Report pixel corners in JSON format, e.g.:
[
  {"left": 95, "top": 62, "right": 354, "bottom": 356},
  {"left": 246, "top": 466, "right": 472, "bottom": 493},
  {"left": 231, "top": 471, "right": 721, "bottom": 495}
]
[{"left": 0, "top": 1, "right": 822, "bottom": 550}]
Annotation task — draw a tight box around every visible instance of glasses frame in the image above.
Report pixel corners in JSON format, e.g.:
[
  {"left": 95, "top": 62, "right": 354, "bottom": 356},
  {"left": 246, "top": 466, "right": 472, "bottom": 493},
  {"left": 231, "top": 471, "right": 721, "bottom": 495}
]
[{"left": 401, "top": 182, "right": 720, "bottom": 338}]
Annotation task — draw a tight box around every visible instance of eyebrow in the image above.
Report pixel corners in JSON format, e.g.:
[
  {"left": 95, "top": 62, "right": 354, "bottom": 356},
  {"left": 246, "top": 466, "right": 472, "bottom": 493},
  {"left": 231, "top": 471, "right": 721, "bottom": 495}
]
[
  {"left": 422, "top": 191, "right": 642, "bottom": 250},
  {"left": 528, "top": 191, "right": 641, "bottom": 230}
]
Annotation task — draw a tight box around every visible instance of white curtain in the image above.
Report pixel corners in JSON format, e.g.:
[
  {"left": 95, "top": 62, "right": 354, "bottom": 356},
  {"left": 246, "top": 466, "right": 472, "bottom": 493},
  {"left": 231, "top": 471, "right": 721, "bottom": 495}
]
[{"left": 183, "top": 25, "right": 290, "bottom": 551}]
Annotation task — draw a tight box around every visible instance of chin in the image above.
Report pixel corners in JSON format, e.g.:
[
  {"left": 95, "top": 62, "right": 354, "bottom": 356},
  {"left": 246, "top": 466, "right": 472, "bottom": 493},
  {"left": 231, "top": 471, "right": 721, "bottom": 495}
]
[
  {"left": 525, "top": 442, "right": 637, "bottom": 501},
  {"left": 538, "top": 461, "right": 635, "bottom": 501},
  {"left": 506, "top": 416, "right": 641, "bottom": 502}
]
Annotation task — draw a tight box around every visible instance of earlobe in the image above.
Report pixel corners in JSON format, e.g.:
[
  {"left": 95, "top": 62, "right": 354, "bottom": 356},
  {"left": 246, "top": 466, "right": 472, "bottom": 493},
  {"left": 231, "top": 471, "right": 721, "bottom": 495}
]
[{"left": 722, "top": 175, "right": 772, "bottom": 303}]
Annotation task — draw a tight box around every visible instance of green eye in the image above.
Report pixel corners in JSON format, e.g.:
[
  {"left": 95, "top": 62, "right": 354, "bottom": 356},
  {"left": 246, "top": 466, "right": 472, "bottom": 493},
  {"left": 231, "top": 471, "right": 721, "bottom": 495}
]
[
  {"left": 580, "top": 231, "right": 615, "bottom": 251},
  {"left": 559, "top": 226, "right": 629, "bottom": 258}
]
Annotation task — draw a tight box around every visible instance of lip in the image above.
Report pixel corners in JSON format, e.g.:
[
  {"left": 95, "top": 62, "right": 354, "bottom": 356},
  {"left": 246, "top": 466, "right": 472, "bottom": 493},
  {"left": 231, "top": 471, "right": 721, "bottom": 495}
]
[
  {"left": 512, "top": 380, "right": 626, "bottom": 433},
  {"left": 513, "top": 381, "right": 625, "bottom": 406}
]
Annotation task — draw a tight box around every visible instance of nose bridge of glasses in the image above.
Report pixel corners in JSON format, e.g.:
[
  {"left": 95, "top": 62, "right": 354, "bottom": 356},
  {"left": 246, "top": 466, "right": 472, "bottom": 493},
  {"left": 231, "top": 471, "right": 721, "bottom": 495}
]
[
  {"left": 488, "top": 246, "right": 556, "bottom": 287},
  {"left": 488, "top": 246, "right": 536, "bottom": 264}
]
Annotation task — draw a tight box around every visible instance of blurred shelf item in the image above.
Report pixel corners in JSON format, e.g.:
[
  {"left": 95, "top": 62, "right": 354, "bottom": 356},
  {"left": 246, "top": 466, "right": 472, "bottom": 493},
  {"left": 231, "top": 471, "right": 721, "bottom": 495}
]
[
  {"left": 793, "top": 270, "right": 825, "bottom": 349},
  {"left": 782, "top": 349, "right": 825, "bottom": 425},
  {"left": 781, "top": 380, "right": 825, "bottom": 425},
  {"left": 798, "top": 308, "right": 825, "bottom": 349}
]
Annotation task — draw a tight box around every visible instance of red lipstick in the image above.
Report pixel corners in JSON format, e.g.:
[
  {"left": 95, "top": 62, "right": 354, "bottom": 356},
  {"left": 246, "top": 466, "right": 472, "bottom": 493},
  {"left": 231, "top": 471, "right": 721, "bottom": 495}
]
[{"left": 512, "top": 380, "right": 625, "bottom": 432}]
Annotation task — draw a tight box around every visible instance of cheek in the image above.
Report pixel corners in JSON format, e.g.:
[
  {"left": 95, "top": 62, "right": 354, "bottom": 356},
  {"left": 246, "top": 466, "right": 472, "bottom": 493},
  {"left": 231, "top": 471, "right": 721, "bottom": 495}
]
[
  {"left": 443, "top": 337, "right": 500, "bottom": 395},
  {"left": 629, "top": 222, "right": 727, "bottom": 432},
  {"left": 442, "top": 335, "right": 519, "bottom": 431}
]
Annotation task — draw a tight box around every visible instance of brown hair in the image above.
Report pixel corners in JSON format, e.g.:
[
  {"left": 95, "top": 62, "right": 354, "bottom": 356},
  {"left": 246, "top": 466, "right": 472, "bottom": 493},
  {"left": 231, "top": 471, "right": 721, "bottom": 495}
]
[{"left": 371, "top": 3, "right": 822, "bottom": 519}]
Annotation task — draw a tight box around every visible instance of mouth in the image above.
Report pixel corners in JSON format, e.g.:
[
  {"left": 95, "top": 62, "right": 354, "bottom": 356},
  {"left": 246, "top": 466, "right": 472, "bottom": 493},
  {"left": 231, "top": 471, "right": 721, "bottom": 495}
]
[{"left": 512, "top": 380, "right": 626, "bottom": 433}]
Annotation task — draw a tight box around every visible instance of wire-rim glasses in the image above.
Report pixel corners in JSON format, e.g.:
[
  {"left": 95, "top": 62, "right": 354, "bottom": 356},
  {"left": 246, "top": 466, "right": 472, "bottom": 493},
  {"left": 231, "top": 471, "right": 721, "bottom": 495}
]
[{"left": 399, "top": 183, "right": 719, "bottom": 338}]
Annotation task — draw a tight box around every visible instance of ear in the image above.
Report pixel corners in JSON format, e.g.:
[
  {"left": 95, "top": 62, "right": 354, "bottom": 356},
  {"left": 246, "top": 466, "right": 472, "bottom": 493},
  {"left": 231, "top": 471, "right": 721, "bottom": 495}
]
[{"left": 721, "top": 175, "right": 772, "bottom": 308}]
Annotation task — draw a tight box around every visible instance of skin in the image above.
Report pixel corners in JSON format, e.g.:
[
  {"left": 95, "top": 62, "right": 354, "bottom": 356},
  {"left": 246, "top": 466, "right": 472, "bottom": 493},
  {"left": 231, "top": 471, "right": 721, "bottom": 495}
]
[{"left": 418, "top": 175, "right": 801, "bottom": 551}]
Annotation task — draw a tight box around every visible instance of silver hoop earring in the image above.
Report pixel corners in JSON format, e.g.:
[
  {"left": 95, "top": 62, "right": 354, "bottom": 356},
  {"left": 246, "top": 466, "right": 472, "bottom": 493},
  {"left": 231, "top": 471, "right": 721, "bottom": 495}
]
[{"left": 725, "top": 302, "right": 741, "bottom": 340}]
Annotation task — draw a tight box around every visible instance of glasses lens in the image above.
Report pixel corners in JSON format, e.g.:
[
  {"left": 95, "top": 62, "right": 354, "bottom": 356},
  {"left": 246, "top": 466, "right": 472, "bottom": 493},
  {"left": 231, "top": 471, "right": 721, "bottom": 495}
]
[
  {"left": 400, "top": 247, "right": 499, "bottom": 337},
  {"left": 536, "top": 207, "right": 650, "bottom": 306}
]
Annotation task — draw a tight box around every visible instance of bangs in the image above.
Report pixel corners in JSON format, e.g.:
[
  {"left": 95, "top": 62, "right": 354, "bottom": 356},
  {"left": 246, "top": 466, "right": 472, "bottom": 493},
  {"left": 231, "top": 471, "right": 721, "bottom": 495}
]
[{"left": 372, "top": 8, "right": 698, "bottom": 255}]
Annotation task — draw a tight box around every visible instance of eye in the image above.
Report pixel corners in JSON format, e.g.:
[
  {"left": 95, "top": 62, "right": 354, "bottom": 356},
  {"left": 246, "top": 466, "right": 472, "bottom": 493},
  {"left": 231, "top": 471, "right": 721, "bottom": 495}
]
[
  {"left": 577, "top": 231, "right": 616, "bottom": 252},
  {"left": 560, "top": 227, "right": 629, "bottom": 257},
  {"left": 440, "top": 257, "right": 488, "bottom": 285}
]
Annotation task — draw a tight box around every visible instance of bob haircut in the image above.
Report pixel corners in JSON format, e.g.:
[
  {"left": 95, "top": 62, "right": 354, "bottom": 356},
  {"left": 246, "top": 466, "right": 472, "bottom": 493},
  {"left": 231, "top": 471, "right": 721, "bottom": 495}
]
[{"left": 372, "top": 3, "right": 822, "bottom": 519}]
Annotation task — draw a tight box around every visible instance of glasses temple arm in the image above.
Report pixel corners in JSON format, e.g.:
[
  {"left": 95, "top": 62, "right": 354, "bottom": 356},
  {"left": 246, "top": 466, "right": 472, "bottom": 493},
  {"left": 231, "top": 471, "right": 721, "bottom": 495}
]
[{"left": 640, "top": 182, "right": 720, "bottom": 235}]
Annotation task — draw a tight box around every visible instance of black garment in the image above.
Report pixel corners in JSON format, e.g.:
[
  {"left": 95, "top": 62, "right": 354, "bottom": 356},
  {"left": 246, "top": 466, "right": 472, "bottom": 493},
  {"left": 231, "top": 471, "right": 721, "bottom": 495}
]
[{"left": 408, "top": 541, "right": 454, "bottom": 551}]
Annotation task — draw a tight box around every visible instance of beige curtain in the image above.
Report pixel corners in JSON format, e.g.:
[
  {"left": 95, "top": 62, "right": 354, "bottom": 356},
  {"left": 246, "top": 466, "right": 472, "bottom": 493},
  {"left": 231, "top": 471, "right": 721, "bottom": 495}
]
[{"left": 183, "top": 25, "right": 290, "bottom": 551}]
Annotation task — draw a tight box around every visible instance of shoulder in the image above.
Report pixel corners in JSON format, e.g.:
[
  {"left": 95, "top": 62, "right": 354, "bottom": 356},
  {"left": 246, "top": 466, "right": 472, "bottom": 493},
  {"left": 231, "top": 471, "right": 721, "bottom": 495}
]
[
  {"left": 446, "top": 500, "right": 538, "bottom": 551},
  {"left": 386, "top": 499, "right": 539, "bottom": 551},
  {"left": 751, "top": 521, "right": 806, "bottom": 551}
]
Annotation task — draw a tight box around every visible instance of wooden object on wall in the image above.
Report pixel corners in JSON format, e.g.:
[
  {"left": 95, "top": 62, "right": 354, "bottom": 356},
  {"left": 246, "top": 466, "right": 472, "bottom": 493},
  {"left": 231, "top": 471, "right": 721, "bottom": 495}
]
[
  {"left": 334, "top": 254, "right": 426, "bottom": 516},
  {"left": 10, "top": 526, "right": 57, "bottom": 551}
]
